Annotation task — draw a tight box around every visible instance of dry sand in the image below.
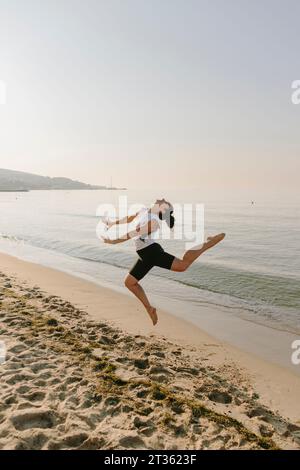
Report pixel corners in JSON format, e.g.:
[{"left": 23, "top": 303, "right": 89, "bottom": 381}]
[{"left": 0, "top": 252, "right": 300, "bottom": 450}]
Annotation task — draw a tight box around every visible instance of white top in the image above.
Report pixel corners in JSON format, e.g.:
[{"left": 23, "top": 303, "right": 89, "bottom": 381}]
[{"left": 134, "top": 207, "right": 160, "bottom": 251}]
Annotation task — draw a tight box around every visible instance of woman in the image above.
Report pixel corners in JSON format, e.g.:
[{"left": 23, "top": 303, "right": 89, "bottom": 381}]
[{"left": 103, "top": 198, "right": 225, "bottom": 326}]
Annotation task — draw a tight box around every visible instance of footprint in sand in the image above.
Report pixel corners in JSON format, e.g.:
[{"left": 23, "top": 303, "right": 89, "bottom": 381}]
[
  {"left": 6, "top": 372, "right": 36, "bottom": 386},
  {"left": 208, "top": 390, "right": 233, "bottom": 404},
  {"left": 17, "top": 402, "right": 42, "bottom": 411},
  {"left": 10, "top": 409, "right": 60, "bottom": 431},
  {"left": 9, "top": 344, "right": 28, "bottom": 355},
  {"left": 119, "top": 434, "right": 145, "bottom": 449},
  {"left": 4, "top": 362, "right": 23, "bottom": 372},
  {"left": 248, "top": 406, "right": 289, "bottom": 436},
  {"left": 30, "top": 362, "right": 56, "bottom": 374},
  {"left": 59, "top": 432, "right": 89, "bottom": 448},
  {"left": 20, "top": 431, "right": 49, "bottom": 450},
  {"left": 133, "top": 416, "right": 154, "bottom": 431},
  {"left": 136, "top": 388, "right": 149, "bottom": 398},
  {"left": 3, "top": 395, "right": 18, "bottom": 406},
  {"left": 23, "top": 391, "right": 46, "bottom": 403},
  {"left": 149, "top": 374, "right": 169, "bottom": 384},
  {"left": 15, "top": 385, "right": 32, "bottom": 395},
  {"left": 33, "top": 379, "right": 47, "bottom": 387},
  {"left": 133, "top": 358, "right": 149, "bottom": 370}
]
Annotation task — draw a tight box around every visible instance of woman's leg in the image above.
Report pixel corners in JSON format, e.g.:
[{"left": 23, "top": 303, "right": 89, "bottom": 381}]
[
  {"left": 171, "top": 233, "right": 225, "bottom": 272},
  {"left": 124, "top": 274, "right": 158, "bottom": 326}
]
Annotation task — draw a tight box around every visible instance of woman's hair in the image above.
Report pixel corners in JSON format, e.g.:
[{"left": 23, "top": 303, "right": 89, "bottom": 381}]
[{"left": 159, "top": 204, "right": 175, "bottom": 229}]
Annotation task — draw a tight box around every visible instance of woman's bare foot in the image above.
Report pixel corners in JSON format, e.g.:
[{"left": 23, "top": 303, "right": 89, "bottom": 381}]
[
  {"left": 147, "top": 306, "right": 158, "bottom": 326},
  {"left": 204, "top": 233, "right": 226, "bottom": 250}
]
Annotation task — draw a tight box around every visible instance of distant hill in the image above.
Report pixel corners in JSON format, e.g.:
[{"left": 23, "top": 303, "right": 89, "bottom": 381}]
[{"left": 0, "top": 169, "right": 122, "bottom": 191}]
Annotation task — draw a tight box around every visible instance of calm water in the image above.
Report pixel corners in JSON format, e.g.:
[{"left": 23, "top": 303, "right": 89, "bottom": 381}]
[{"left": 0, "top": 189, "right": 299, "bottom": 334}]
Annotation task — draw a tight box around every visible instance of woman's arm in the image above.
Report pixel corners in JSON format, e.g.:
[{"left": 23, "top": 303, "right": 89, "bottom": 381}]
[
  {"left": 104, "top": 212, "right": 139, "bottom": 228},
  {"left": 103, "top": 219, "right": 159, "bottom": 245}
]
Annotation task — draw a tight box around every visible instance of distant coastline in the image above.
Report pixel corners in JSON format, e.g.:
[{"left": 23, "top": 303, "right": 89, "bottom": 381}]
[
  {"left": 0, "top": 188, "right": 126, "bottom": 192},
  {"left": 0, "top": 189, "right": 30, "bottom": 193},
  {"left": 0, "top": 168, "right": 126, "bottom": 191}
]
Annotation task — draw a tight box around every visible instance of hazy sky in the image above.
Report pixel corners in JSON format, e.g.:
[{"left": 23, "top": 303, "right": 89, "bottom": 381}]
[{"left": 0, "top": 0, "right": 299, "bottom": 197}]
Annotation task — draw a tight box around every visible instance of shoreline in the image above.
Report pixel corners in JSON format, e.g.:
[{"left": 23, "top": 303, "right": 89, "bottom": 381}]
[
  {"left": 0, "top": 251, "right": 300, "bottom": 431},
  {"left": 1, "top": 227, "right": 299, "bottom": 340},
  {"left": 1, "top": 241, "right": 299, "bottom": 375}
]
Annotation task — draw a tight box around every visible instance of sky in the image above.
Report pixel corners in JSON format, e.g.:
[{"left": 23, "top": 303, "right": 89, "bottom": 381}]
[{"left": 0, "top": 0, "right": 299, "bottom": 198}]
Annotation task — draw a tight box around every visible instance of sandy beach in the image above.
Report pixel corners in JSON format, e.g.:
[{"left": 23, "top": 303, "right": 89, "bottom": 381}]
[{"left": 0, "top": 251, "right": 300, "bottom": 450}]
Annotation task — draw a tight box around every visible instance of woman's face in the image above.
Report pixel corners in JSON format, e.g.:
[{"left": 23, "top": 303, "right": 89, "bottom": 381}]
[{"left": 155, "top": 198, "right": 171, "bottom": 214}]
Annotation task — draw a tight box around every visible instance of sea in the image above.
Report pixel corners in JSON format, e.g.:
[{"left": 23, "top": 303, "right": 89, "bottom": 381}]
[{"left": 0, "top": 189, "right": 299, "bottom": 336}]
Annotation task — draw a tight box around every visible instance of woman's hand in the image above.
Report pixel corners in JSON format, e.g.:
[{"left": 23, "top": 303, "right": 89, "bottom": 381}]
[
  {"left": 102, "top": 212, "right": 139, "bottom": 228},
  {"left": 101, "top": 236, "right": 116, "bottom": 244},
  {"left": 102, "top": 236, "right": 127, "bottom": 244},
  {"left": 102, "top": 217, "right": 115, "bottom": 229}
]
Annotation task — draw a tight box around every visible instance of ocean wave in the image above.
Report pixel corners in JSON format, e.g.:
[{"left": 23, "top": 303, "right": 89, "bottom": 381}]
[
  {"left": 0, "top": 233, "right": 23, "bottom": 243},
  {"left": 1, "top": 233, "right": 299, "bottom": 333}
]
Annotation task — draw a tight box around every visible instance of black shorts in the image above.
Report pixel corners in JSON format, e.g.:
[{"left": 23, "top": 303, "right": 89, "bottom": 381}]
[{"left": 129, "top": 243, "right": 175, "bottom": 281}]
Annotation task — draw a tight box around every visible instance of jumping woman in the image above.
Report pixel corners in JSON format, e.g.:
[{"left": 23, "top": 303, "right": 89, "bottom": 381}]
[{"left": 102, "top": 198, "right": 225, "bottom": 326}]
